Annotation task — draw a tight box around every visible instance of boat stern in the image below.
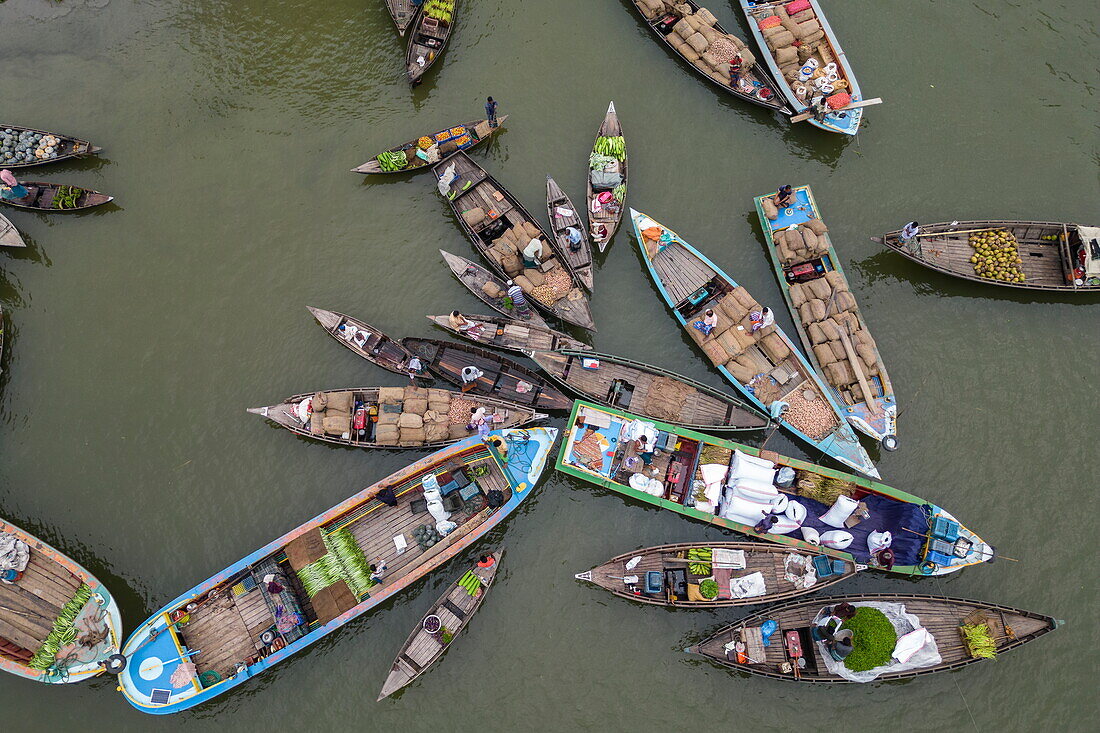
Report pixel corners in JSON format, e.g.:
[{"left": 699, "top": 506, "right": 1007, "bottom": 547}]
[
  {"left": 918, "top": 507, "right": 996, "bottom": 576},
  {"left": 306, "top": 306, "right": 341, "bottom": 330},
  {"left": 117, "top": 617, "right": 204, "bottom": 714}
]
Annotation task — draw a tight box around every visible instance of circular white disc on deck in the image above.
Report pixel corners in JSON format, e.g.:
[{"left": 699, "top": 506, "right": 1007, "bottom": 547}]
[{"left": 138, "top": 656, "right": 164, "bottom": 681}]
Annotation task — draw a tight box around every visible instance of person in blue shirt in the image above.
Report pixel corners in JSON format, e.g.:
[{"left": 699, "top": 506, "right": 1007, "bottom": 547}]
[
  {"left": 565, "top": 225, "right": 583, "bottom": 252},
  {"left": 485, "top": 96, "right": 499, "bottom": 128}
]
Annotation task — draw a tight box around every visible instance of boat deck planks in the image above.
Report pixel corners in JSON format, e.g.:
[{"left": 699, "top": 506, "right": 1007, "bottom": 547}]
[
  {"left": 385, "top": 0, "right": 419, "bottom": 35},
  {"left": 426, "top": 313, "right": 589, "bottom": 355},
  {"left": 546, "top": 176, "right": 594, "bottom": 290}
]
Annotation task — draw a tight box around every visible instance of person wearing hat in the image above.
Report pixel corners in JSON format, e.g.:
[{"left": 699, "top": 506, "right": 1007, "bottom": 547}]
[
  {"left": 825, "top": 629, "right": 855, "bottom": 661},
  {"left": 0, "top": 169, "right": 29, "bottom": 202},
  {"left": 812, "top": 601, "right": 857, "bottom": 641}
]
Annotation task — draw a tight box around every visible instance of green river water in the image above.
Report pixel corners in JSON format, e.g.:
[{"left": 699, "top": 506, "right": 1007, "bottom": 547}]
[{"left": 1, "top": 0, "right": 1097, "bottom": 730}]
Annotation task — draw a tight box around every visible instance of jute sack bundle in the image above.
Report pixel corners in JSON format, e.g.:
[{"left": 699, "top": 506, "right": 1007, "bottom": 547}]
[
  {"left": 379, "top": 387, "right": 404, "bottom": 404},
  {"left": 807, "top": 321, "right": 828, "bottom": 345},
  {"left": 799, "top": 226, "right": 820, "bottom": 251},
  {"left": 784, "top": 229, "right": 803, "bottom": 249},
  {"left": 824, "top": 361, "right": 852, "bottom": 388},
  {"left": 807, "top": 277, "right": 832, "bottom": 300},
  {"left": 776, "top": 46, "right": 799, "bottom": 65},
  {"left": 824, "top": 270, "right": 848, "bottom": 290},
  {"left": 730, "top": 286, "right": 758, "bottom": 311},
  {"left": 686, "top": 32, "right": 709, "bottom": 54},
  {"left": 482, "top": 280, "right": 504, "bottom": 298},
  {"left": 404, "top": 397, "right": 428, "bottom": 415},
  {"left": 797, "top": 19, "right": 823, "bottom": 38},
  {"left": 766, "top": 30, "right": 796, "bottom": 50},
  {"left": 762, "top": 198, "right": 779, "bottom": 220},
  {"left": 399, "top": 427, "right": 427, "bottom": 446},
  {"left": 523, "top": 268, "right": 546, "bottom": 287},
  {"left": 513, "top": 274, "right": 535, "bottom": 293},
  {"left": 673, "top": 19, "right": 694, "bottom": 39},
  {"left": 701, "top": 339, "right": 727, "bottom": 365},
  {"left": 717, "top": 329, "right": 748, "bottom": 359},
  {"left": 804, "top": 217, "right": 828, "bottom": 235},
  {"left": 374, "top": 424, "right": 399, "bottom": 445},
  {"left": 398, "top": 412, "right": 423, "bottom": 429},
  {"left": 817, "top": 318, "right": 840, "bottom": 341},
  {"left": 501, "top": 253, "right": 523, "bottom": 276},
  {"left": 828, "top": 339, "right": 847, "bottom": 361},
  {"left": 638, "top": 0, "right": 663, "bottom": 19},
  {"left": 853, "top": 329, "right": 875, "bottom": 348},
  {"left": 856, "top": 342, "right": 878, "bottom": 368},
  {"left": 789, "top": 282, "right": 808, "bottom": 307},
  {"left": 832, "top": 312, "right": 860, "bottom": 332},
  {"left": 761, "top": 25, "right": 786, "bottom": 40},
  {"left": 759, "top": 333, "right": 791, "bottom": 362},
  {"left": 774, "top": 6, "right": 802, "bottom": 37},
  {"left": 835, "top": 291, "right": 858, "bottom": 312},
  {"left": 725, "top": 359, "right": 756, "bottom": 384},
  {"left": 813, "top": 343, "right": 837, "bottom": 366},
  {"left": 791, "top": 9, "right": 816, "bottom": 23},
  {"left": 424, "top": 420, "right": 450, "bottom": 443},
  {"left": 801, "top": 29, "right": 825, "bottom": 45},
  {"left": 799, "top": 299, "right": 826, "bottom": 325},
  {"left": 696, "top": 7, "right": 718, "bottom": 26}
]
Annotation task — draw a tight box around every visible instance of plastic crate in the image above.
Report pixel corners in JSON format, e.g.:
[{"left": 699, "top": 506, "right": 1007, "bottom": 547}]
[{"left": 931, "top": 516, "right": 960, "bottom": 542}]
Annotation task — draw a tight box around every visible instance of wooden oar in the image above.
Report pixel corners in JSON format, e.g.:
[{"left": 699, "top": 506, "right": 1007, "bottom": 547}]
[
  {"left": 837, "top": 323, "right": 880, "bottom": 416},
  {"left": 790, "top": 97, "right": 883, "bottom": 123}
]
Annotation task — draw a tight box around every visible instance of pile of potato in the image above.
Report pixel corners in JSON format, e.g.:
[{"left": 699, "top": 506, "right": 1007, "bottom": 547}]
[{"left": 783, "top": 388, "right": 840, "bottom": 441}]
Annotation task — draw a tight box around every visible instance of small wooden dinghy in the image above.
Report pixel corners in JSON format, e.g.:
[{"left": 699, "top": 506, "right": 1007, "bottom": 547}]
[
  {"left": 875, "top": 220, "right": 1100, "bottom": 292},
  {"left": 576, "top": 541, "right": 856, "bottom": 608},
  {"left": 586, "top": 102, "right": 627, "bottom": 252},
  {"left": 0, "top": 516, "right": 124, "bottom": 684},
  {"left": 308, "top": 307, "right": 423, "bottom": 376},
  {"left": 557, "top": 401, "right": 995, "bottom": 577},
  {"left": 401, "top": 337, "right": 572, "bottom": 411},
  {"left": 738, "top": 0, "right": 866, "bottom": 135},
  {"left": 377, "top": 551, "right": 501, "bottom": 700},
  {"left": 248, "top": 386, "right": 545, "bottom": 449},
  {"left": 0, "top": 181, "right": 112, "bottom": 212},
  {"left": 352, "top": 116, "right": 507, "bottom": 174},
  {"left": 546, "top": 175, "right": 594, "bottom": 290},
  {"left": 383, "top": 0, "right": 419, "bottom": 36},
  {"left": 629, "top": 208, "right": 878, "bottom": 478},
  {"left": 433, "top": 152, "right": 597, "bottom": 331},
  {"left": 426, "top": 312, "right": 589, "bottom": 354},
  {"left": 687, "top": 593, "right": 1058, "bottom": 683},
  {"left": 406, "top": 0, "right": 459, "bottom": 85},
  {"left": 0, "top": 124, "right": 102, "bottom": 168},
  {"left": 754, "top": 185, "right": 898, "bottom": 449},
  {"left": 628, "top": 1, "right": 790, "bottom": 114},
  {"left": 530, "top": 349, "right": 768, "bottom": 431},
  {"left": 0, "top": 213, "right": 25, "bottom": 247},
  {"left": 439, "top": 250, "right": 551, "bottom": 328},
  {"left": 118, "top": 428, "right": 558, "bottom": 713}
]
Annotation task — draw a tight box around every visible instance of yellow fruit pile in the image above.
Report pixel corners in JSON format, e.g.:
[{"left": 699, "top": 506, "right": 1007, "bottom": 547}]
[{"left": 969, "top": 230, "right": 1026, "bottom": 283}]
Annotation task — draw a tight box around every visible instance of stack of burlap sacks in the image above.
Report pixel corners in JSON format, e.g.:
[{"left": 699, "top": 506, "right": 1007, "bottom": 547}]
[
  {"left": 371, "top": 386, "right": 466, "bottom": 447},
  {"left": 766, "top": 216, "right": 829, "bottom": 266},
  {"left": 756, "top": 2, "right": 832, "bottom": 85},
  {"left": 635, "top": 1, "right": 756, "bottom": 86},
  {"left": 685, "top": 287, "right": 793, "bottom": 385},
  {"left": 788, "top": 273, "right": 881, "bottom": 402},
  {"left": 460, "top": 209, "right": 580, "bottom": 309}
]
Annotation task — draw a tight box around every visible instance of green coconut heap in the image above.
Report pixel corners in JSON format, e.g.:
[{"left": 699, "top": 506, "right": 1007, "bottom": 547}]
[{"left": 840, "top": 607, "right": 898, "bottom": 672}]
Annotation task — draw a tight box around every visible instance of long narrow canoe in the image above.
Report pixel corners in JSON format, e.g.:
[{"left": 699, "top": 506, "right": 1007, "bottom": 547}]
[
  {"left": 738, "top": 0, "right": 865, "bottom": 135},
  {"left": 688, "top": 593, "right": 1058, "bottom": 682},
  {"left": 383, "top": 0, "right": 419, "bottom": 36},
  {"left": 0, "top": 181, "right": 112, "bottom": 212},
  {"left": 401, "top": 337, "right": 572, "bottom": 411},
  {"left": 118, "top": 428, "right": 558, "bottom": 714},
  {"left": 576, "top": 541, "right": 857, "bottom": 608},
  {"left": 546, "top": 175, "right": 594, "bottom": 290},
  {"left": 351, "top": 116, "right": 507, "bottom": 174},
  {"left": 530, "top": 349, "right": 769, "bottom": 431},
  {"left": 586, "top": 102, "right": 627, "bottom": 252},
  {"left": 629, "top": 208, "right": 878, "bottom": 477},
  {"left": 875, "top": 220, "right": 1100, "bottom": 292},
  {"left": 0, "top": 516, "right": 124, "bottom": 684},
  {"left": 406, "top": 0, "right": 459, "bottom": 85},
  {"left": 0, "top": 124, "right": 101, "bottom": 168},
  {"left": 377, "top": 551, "right": 501, "bottom": 700},
  {"left": 439, "top": 250, "right": 551, "bottom": 328},
  {"left": 433, "top": 152, "right": 596, "bottom": 331},
  {"left": 248, "top": 386, "right": 546, "bottom": 449},
  {"left": 308, "top": 307, "right": 424, "bottom": 377},
  {"left": 627, "top": 1, "right": 790, "bottom": 113},
  {"left": 426, "top": 313, "right": 589, "bottom": 354},
  {"left": 753, "top": 185, "right": 898, "bottom": 448},
  {"left": 0, "top": 213, "right": 24, "bottom": 247},
  {"left": 557, "top": 401, "right": 995, "bottom": 577}
]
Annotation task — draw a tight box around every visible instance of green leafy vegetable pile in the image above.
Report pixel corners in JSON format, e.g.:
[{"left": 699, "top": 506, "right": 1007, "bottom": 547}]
[
  {"left": 377, "top": 150, "right": 407, "bottom": 172},
  {"left": 28, "top": 584, "right": 94, "bottom": 671},
  {"left": 698, "top": 579, "right": 719, "bottom": 600},
  {"left": 424, "top": 0, "right": 454, "bottom": 23},
  {"left": 52, "top": 185, "right": 83, "bottom": 209},
  {"left": 840, "top": 607, "right": 898, "bottom": 672},
  {"left": 961, "top": 622, "right": 998, "bottom": 659}
]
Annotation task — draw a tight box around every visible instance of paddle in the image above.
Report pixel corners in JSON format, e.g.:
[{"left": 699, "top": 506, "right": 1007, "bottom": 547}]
[{"left": 790, "top": 98, "right": 883, "bottom": 123}]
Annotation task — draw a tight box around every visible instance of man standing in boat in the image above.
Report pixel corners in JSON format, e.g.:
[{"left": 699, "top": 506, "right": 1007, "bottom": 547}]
[{"left": 485, "top": 97, "right": 499, "bottom": 128}]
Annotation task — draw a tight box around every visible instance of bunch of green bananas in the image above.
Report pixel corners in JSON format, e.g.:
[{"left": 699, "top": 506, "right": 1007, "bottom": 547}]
[
  {"left": 28, "top": 584, "right": 94, "bottom": 671},
  {"left": 687, "top": 547, "right": 712, "bottom": 576},
  {"left": 425, "top": 0, "right": 454, "bottom": 23},
  {"left": 52, "top": 185, "right": 83, "bottom": 209},
  {"left": 594, "top": 135, "right": 625, "bottom": 161}
]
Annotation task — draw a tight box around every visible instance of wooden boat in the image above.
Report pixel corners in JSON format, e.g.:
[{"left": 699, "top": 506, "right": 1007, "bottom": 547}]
[
  {"left": 629, "top": 208, "right": 878, "bottom": 478},
  {"left": 383, "top": 0, "right": 419, "bottom": 36},
  {"left": 0, "top": 516, "right": 124, "bottom": 684},
  {"left": 546, "top": 175, "right": 594, "bottom": 290},
  {"left": 0, "top": 124, "right": 102, "bottom": 168},
  {"left": 377, "top": 551, "right": 501, "bottom": 700},
  {"left": 687, "top": 593, "right": 1058, "bottom": 683},
  {"left": 0, "top": 212, "right": 24, "bottom": 247},
  {"left": 433, "top": 152, "right": 597, "bottom": 331},
  {"left": 307, "top": 307, "right": 424, "bottom": 377},
  {"left": 0, "top": 181, "right": 112, "bottom": 212},
  {"left": 351, "top": 116, "right": 507, "bottom": 174},
  {"left": 627, "top": 1, "right": 790, "bottom": 114},
  {"left": 530, "top": 349, "right": 769, "bottom": 431},
  {"left": 117, "top": 428, "right": 558, "bottom": 714},
  {"left": 576, "top": 541, "right": 857, "bottom": 608},
  {"left": 753, "top": 185, "right": 898, "bottom": 449},
  {"left": 248, "top": 386, "right": 546, "bottom": 449},
  {"left": 875, "top": 220, "right": 1100, "bottom": 293},
  {"left": 439, "top": 250, "right": 551, "bottom": 328},
  {"left": 406, "top": 0, "right": 459, "bottom": 85},
  {"left": 557, "top": 401, "right": 995, "bottom": 577},
  {"left": 401, "top": 337, "right": 572, "bottom": 411},
  {"left": 426, "top": 312, "right": 589, "bottom": 354},
  {"left": 738, "top": 0, "right": 865, "bottom": 135},
  {"left": 586, "top": 102, "right": 627, "bottom": 252}
]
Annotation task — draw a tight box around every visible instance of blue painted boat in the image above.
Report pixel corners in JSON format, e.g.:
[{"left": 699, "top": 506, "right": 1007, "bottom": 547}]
[
  {"left": 628, "top": 208, "right": 878, "bottom": 477},
  {"left": 117, "top": 427, "right": 557, "bottom": 714},
  {"left": 738, "top": 0, "right": 865, "bottom": 135},
  {"left": 753, "top": 185, "right": 899, "bottom": 449}
]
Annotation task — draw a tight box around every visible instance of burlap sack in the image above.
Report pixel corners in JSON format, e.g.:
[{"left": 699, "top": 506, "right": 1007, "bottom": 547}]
[
  {"left": 813, "top": 343, "right": 837, "bottom": 366},
  {"left": 449, "top": 423, "right": 472, "bottom": 440},
  {"left": 523, "top": 268, "right": 546, "bottom": 287},
  {"left": 687, "top": 32, "right": 709, "bottom": 54},
  {"left": 856, "top": 342, "right": 877, "bottom": 368},
  {"left": 701, "top": 339, "right": 727, "bottom": 365},
  {"left": 789, "top": 282, "right": 808, "bottom": 308},
  {"left": 513, "top": 275, "right": 535, "bottom": 293},
  {"left": 759, "top": 333, "right": 791, "bottom": 363},
  {"left": 696, "top": 7, "right": 718, "bottom": 26},
  {"left": 828, "top": 339, "right": 848, "bottom": 361},
  {"left": 836, "top": 291, "right": 857, "bottom": 312},
  {"left": 800, "top": 227, "right": 820, "bottom": 251},
  {"left": 501, "top": 253, "right": 523, "bottom": 276},
  {"left": 718, "top": 328, "right": 747, "bottom": 358},
  {"left": 784, "top": 229, "right": 803, "bottom": 249},
  {"left": 797, "top": 19, "right": 822, "bottom": 37},
  {"left": 791, "top": 9, "right": 816, "bottom": 23},
  {"left": 762, "top": 197, "right": 779, "bottom": 221},
  {"left": 824, "top": 270, "right": 848, "bottom": 290},
  {"left": 807, "top": 321, "right": 827, "bottom": 345},
  {"left": 730, "top": 287, "right": 757, "bottom": 310},
  {"left": 398, "top": 413, "right": 423, "bottom": 429},
  {"left": 378, "top": 387, "right": 404, "bottom": 405},
  {"left": 424, "top": 421, "right": 450, "bottom": 443},
  {"left": 805, "top": 277, "right": 830, "bottom": 300},
  {"left": 374, "top": 424, "right": 399, "bottom": 445},
  {"left": 824, "top": 361, "right": 852, "bottom": 388},
  {"left": 818, "top": 319, "right": 841, "bottom": 341},
  {"left": 482, "top": 280, "right": 504, "bottom": 298},
  {"left": 766, "top": 30, "right": 796, "bottom": 50},
  {"left": 725, "top": 359, "right": 757, "bottom": 384},
  {"left": 403, "top": 397, "right": 428, "bottom": 415},
  {"left": 522, "top": 221, "right": 541, "bottom": 240},
  {"left": 399, "top": 427, "right": 426, "bottom": 446},
  {"left": 804, "top": 218, "right": 828, "bottom": 235},
  {"left": 776, "top": 46, "right": 798, "bottom": 65}
]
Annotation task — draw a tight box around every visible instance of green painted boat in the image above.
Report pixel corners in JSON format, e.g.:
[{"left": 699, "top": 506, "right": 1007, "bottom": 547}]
[{"left": 555, "top": 400, "right": 994, "bottom": 578}]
